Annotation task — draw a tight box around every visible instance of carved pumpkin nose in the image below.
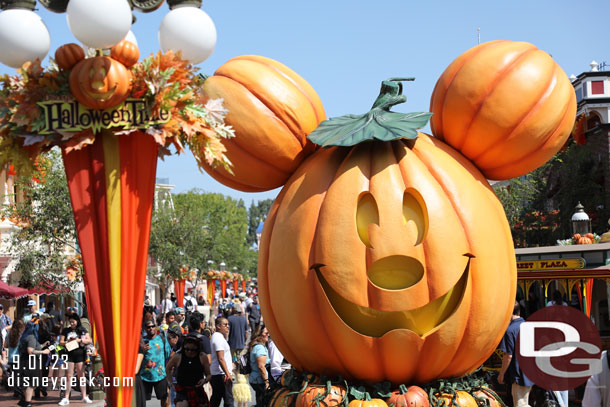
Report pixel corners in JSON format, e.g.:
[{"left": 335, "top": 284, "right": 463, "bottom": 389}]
[{"left": 367, "top": 255, "right": 424, "bottom": 290}]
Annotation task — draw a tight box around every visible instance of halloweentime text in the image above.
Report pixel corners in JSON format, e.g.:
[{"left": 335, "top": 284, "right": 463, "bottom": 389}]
[{"left": 37, "top": 98, "right": 170, "bottom": 134}]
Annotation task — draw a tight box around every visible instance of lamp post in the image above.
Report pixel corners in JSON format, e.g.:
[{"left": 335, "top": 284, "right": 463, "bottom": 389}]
[
  {"left": 571, "top": 202, "right": 592, "bottom": 235},
  {"left": 0, "top": 0, "right": 217, "bottom": 69},
  {"left": 0, "top": 2, "right": 218, "bottom": 407}
]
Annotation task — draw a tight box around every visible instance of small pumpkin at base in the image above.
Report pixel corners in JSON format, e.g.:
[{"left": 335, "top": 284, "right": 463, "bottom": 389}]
[
  {"left": 472, "top": 387, "right": 502, "bottom": 407},
  {"left": 435, "top": 391, "right": 478, "bottom": 407},
  {"left": 296, "top": 383, "right": 346, "bottom": 407},
  {"left": 387, "top": 385, "right": 429, "bottom": 407},
  {"left": 350, "top": 398, "right": 389, "bottom": 407},
  {"left": 270, "top": 388, "right": 297, "bottom": 407},
  {"left": 577, "top": 236, "right": 593, "bottom": 245}
]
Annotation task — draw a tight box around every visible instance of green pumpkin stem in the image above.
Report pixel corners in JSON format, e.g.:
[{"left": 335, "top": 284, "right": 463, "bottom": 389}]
[
  {"left": 399, "top": 384, "right": 409, "bottom": 395},
  {"left": 307, "top": 77, "right": 432, "bottom": 148}
]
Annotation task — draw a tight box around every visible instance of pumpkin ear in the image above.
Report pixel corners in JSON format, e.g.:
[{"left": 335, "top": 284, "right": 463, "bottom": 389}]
[
  {"left": 430, "top": 40, "right": 576, "bottom": 181},
  {"left": 110, "top": 40, "right": 140, "bottom": 68},
  {"left": 55, "top": 43, "right": 86, "bottom": 70}
]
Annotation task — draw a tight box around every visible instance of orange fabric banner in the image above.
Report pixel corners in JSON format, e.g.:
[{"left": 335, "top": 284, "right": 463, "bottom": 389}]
[
  {"left": 174, "top": 279, "right": 186, "bottom": 308},
  {"left": 233, "top": 280, "right": 238, "bottom": 293},
  {"left": 242, "top": 281, "right": 246, "bottom": 292},
  {"left": 62, "top": 130, "right": 158, "bottom": 407},
  {"left": 208, "top": 280, "right": 216, "bottom": 306},
  {"left": 220, "top": 280, "right": 227, "bottom": 298}
]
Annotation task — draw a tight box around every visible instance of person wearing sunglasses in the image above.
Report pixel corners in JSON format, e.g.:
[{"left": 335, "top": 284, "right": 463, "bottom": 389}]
[
  {"left": 166, "top": 336, "right": 211, "bottom": 407},
  {"left": 140, "top": 322, "right": 171, "bottom": 407}
]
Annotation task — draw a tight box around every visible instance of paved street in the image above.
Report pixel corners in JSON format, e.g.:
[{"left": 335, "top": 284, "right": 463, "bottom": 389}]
[
  {"left": 0, "top": 389, "right": 104, "bottom": 406},
  {"left": 0, "top": 385, "right": 256, "bottom": 407}
]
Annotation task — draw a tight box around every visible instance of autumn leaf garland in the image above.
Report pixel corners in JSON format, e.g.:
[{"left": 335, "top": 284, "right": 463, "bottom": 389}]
[{"left": 0, "top": 50, "right": 235, "bottom": 175}]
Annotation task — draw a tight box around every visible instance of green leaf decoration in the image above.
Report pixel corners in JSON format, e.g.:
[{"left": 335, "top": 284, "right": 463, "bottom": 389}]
[{"left": 307, "top": 78, "right": 432, "bottom": 148}]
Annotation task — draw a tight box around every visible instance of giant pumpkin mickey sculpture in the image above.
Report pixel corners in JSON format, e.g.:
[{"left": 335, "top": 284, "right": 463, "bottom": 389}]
[{"left": 201, "top": 40, "right": 576, "bottom": 385}]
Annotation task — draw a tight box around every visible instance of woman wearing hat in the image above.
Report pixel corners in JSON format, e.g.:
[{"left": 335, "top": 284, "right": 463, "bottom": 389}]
[{"left": 16, "top": 319, "right": 51, "bottom": 407}]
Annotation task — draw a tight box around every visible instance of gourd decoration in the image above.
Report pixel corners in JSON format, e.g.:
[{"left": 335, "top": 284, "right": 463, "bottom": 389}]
[
  {"left": 430, "top": 40, "right": 576, "bottom": 180},
  {"left": 54, "top": 43, "right": 85, "bottom": 70},
  {"left": 69, "top": 55, "right": 133, "bottom": 110},
  {"left": 472, "top": 387, "right": 501, "bottom": 407},
  {"left": 434, "top": 391, "right": 478, "bottom": 407},
  {"left": 573, "top": 233, "right": 593, "bottom": 245},
  {"left": 296, "top": 383, "right": 347, "bottom": 407},
  {"left": 269, "top": 388, "right": 297, "bottom": 407},
  {"left": 257, "top": 78, "right": 516, "bottom": 384},
  {"left": 387, "top": 385, "right": 429, "bottom": 407},
  {"left": 199, "top": 55, "right": 326, "bottom": 192},
  {"left": 349, "top": 391, "right": 389, "bottom": 407},
  {"left": 110, "top": 40, "right": 140, "bottom": 68}
]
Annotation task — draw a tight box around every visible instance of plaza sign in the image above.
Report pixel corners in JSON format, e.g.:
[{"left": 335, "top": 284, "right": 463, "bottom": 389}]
[
  {"left": 517, "top": 258, "right": 586, "bottom": 271},
  {"left": 37, "top": 98, "right": 170, "bottom": 134}
]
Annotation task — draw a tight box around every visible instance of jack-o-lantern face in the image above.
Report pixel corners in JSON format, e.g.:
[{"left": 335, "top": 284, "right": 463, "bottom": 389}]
[
  {"left": 258, "top": 135, "right": 516, "bottom": 384},
  {"left": 312, "top": 187, "right": 472, "bottom": 338},
  {"left": 69, "top": 56, "right": 133, "bottom": 110}
]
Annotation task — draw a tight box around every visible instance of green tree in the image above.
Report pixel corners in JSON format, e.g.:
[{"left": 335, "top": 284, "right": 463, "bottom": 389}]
[
  {"left": 1, "top": 149, "right": 83, "bottom": 295},
  {"left": 149, "top": 189, "right": 257, "bottom": 286}
]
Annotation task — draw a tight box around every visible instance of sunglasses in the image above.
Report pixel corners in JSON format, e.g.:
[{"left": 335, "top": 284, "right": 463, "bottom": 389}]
[
  {"left": 145, "top": 325, "right": 155, "bottom": 329},
  {"left": 184, "top": 347, "right": 198, "bottom": 352}
]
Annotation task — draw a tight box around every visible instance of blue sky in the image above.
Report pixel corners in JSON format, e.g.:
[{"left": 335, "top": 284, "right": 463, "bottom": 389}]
[{"left": 1, "top": 0, "right": 608, "bottom": 206}]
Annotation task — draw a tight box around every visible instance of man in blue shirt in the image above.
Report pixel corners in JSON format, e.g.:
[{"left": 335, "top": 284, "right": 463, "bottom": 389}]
[
  {"left": 141, "top": 321, "right": 171, "bottom": 407},
  {"left": 498, "top": 301, "right": 535, "bottom": 407}
]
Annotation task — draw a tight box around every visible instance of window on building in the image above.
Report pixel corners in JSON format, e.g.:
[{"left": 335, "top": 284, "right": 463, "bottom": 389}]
[
  {"left": 591, "top": 80, "right": 605, "bottom": 95},
  {"left": 576, "top": 87, "right": 583, "bottom": 102}
]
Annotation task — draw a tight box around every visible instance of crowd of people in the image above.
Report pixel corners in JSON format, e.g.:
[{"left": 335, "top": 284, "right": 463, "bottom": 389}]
[
  {"left": 135, "top": 288, "right": 288, "bottom": 407},
  {"left": 0, "top": 299, "right": 95, "bottom": 407}
]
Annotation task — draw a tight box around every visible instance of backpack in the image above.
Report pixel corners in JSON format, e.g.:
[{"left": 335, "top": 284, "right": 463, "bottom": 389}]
[{"left": 238, "top": 351, "right": 251, "bottom": 375}]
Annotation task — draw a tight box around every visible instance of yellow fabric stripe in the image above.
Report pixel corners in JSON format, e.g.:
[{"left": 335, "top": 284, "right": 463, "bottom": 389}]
[{"left": 102, "top": 130, "right": 123, "bottom": 383}]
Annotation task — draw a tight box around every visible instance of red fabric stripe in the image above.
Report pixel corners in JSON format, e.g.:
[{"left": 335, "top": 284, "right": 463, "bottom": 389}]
[
  {"left": 62, "top": 136, "right": 117, "bottom": 383},
  {"left": 118, "top": 131, "right": 159, "bottom": 406}
]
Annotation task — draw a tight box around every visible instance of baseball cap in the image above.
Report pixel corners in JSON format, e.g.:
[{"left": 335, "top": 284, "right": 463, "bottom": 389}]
[
  {"left": 233, "top": 303, "right": 242, "bottom": 313},
  {"left": 175, "top": 307, "right": 185, "bottom": 314},
  {"left": 27, "top": 300, "right": 36, "bottom": 307}
]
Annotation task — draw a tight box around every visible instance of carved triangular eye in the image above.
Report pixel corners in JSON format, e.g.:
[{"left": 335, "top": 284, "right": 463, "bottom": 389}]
[
  {"left": 403, "top": 189, "right": 428, "bottom": 246},
  {"left": 356, "top": 192, "right": 379, "bottom": 248}
]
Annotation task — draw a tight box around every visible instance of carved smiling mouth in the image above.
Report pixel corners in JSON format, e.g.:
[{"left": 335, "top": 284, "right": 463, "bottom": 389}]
[{"left": 311, "top": 256, "right": 471, "bottom": 337}]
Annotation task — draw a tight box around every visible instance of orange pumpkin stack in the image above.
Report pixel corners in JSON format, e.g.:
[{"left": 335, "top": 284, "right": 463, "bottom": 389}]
[{"left": 55, "top": 40, "right": 138, "bottom": 110}]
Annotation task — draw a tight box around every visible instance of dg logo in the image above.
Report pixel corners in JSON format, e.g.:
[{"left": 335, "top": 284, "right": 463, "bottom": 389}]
[{"left": 517, "top": 305, "right": 602, "bottom": 390}]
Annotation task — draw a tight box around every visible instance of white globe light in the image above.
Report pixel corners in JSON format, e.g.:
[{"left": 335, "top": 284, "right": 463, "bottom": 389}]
[
  {"left": 158, "top": 7, "right": 216, "bottom": 64},
  {"left": 0, "top": 9, "right": 50, "bottom": 69},
  {"left": 66, "top": 0, "right": 132, "bottom": 49},
  {"left": 124, "top": 30, "right": 138, "bottom": 48}
]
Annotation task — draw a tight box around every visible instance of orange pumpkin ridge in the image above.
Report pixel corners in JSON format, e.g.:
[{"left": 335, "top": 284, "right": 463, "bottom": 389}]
[
  {"left": 430, "top": 40, "right": 576, "bottom": 180},
  {"left": 429, "top": 40, "right": 513, "bottom": 149},
  {"left": 200, "top": 55, "right": 325, "bottom": 192},
  {"left": 221, "top": 55, "right": 326, "bottom": 139}
]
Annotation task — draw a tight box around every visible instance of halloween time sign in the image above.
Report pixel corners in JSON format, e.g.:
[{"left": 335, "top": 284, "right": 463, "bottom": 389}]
[{"left": 37, "top": 98, "right": 170, "bottom": 134}]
